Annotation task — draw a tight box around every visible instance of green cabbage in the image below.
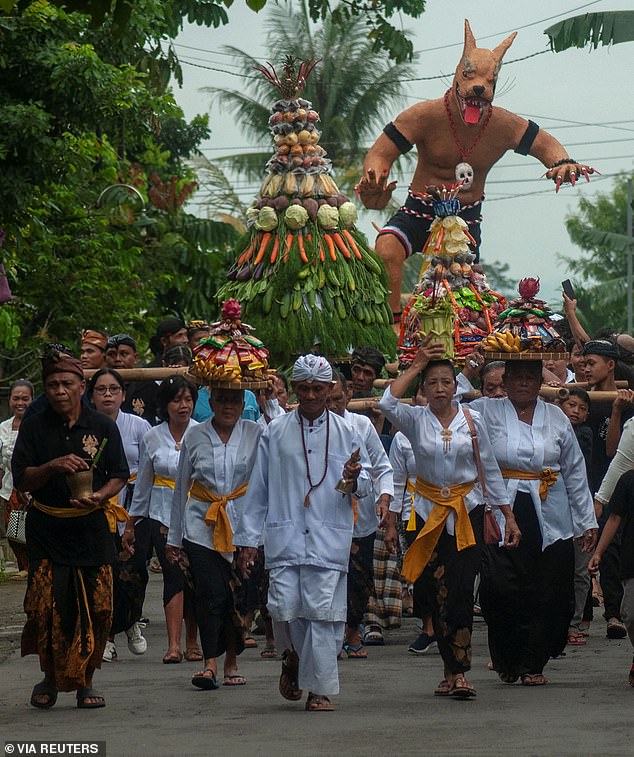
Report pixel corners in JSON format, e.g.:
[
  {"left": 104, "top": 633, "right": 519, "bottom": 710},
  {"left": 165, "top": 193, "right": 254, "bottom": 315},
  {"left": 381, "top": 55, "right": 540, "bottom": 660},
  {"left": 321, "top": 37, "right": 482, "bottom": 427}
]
[
  {"left": 255, "top": 206, "right": 278, "bottom": 231},
  {"left": 317, "top": 204, "right": 339, "bottom": 230},
  {"left": 338, "top": 201, "right": 358, "bottom": 228},
  {"left": 284, "top": 204, "right": 309, "bottom": 230}
]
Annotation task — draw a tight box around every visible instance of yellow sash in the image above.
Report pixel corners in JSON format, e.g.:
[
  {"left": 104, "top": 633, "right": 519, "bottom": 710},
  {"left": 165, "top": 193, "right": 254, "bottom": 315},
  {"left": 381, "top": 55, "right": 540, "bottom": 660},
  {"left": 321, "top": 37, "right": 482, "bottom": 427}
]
[
  {"left": 401, "top": 477, "right": 476, "bottom": 583},
  {"left": 189, "top": 479, "right": 249, "bottom": 553},
  {"left": 405, "top": 480, "right": 417, "bottom": 531},
  {"left": 33, "top": 499, "right": 129, "bottom": 535},
  {"left": 501, "top": 468, "right": 558, "bottom": 501},
  {"left": 153, "top": 475, "right": 175, "bottom": 489}
]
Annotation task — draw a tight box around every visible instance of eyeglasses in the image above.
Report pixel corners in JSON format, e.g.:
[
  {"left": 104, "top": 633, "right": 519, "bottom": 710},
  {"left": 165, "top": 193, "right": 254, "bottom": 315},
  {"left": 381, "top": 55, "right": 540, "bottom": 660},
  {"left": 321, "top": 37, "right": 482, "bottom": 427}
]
[{"left": 94, "top": 385, "right": 122, "bottom": 396}]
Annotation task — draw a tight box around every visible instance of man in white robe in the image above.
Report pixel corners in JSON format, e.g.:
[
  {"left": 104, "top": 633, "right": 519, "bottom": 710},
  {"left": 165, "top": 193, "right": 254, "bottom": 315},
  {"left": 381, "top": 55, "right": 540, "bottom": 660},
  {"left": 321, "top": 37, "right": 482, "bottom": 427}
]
[{"left": 235, "top": 355, "right": 362, "bottom": 711}]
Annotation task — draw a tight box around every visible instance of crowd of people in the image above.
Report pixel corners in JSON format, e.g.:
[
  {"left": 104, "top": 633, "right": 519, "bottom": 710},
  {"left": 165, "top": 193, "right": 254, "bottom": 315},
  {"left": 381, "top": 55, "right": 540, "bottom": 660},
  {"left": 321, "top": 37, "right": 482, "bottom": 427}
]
[{"left": 2, "top": 297, "right": 634, "bottom": 712}]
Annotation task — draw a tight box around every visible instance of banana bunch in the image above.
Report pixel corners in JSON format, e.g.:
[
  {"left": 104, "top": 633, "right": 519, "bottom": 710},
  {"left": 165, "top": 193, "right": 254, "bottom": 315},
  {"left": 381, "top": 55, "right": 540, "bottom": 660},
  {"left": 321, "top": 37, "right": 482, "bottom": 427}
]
[
  {"left": 191, "top": 359, "right": 242, "bottom": 383},
  {"left": 482, "top": 331, "right": 521, "bottom": 353}
]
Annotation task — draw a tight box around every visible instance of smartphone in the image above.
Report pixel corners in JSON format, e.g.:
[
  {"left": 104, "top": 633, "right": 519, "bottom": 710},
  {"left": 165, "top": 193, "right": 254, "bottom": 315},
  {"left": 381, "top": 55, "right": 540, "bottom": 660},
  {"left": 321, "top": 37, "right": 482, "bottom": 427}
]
[{"left": 561, "top": 279, "right": 576, "bottom": 300}]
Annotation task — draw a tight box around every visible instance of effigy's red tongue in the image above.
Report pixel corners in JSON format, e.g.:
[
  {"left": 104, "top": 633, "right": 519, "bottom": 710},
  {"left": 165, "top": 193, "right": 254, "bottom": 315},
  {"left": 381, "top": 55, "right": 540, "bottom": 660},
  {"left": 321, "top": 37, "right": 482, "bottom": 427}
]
[{"left": 464, "top": 103, "right": 481, "bottom": 124}]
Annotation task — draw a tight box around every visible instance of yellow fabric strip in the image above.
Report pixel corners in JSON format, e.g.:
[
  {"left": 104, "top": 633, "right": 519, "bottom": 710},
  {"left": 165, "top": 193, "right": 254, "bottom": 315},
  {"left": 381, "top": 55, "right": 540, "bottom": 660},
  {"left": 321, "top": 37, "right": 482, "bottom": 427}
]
[
  {"left": 405, "top": 480, "right": 417, "bottom": 531},
  {"left": 33, "top": 499, "right": 129, "bottom": 535},
  {"left": 501, "top": 468, "right": 558, "bottom": 502},
  {"left": 153, "top": 475, "right": 175, "bottom": 489},
  {"left": 401, "top": 477, "right": 476, "bottom": 584},
  {"left": 189, "top": 479, "right": 249, "bottom": 553}
]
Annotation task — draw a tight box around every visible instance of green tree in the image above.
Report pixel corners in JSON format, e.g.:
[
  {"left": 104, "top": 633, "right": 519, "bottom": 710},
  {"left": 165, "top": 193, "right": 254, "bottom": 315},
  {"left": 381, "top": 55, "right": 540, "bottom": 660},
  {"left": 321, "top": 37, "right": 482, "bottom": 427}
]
[
  {"left": 0, "top": 1, "right": 238, "bottom": 381},
  {"left": 545, "top": 11, "right": 634, "bottom": 52},
  {"left": 557, "top": 172, "right": 634, "bottom": 335},
  {"left": 1, "top": 0, "right": 426, "bottom": 63},
  {"left": 201, "top": 0, "right": 415, "bottom": 191}
]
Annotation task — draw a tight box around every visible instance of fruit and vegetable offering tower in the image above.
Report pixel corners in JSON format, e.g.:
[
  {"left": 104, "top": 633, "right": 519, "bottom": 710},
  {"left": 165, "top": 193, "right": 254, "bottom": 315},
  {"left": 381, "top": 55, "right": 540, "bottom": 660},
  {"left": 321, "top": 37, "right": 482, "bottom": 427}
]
[
  {"left": 398, "top": 185, "right": 506, "bottom": 364},
  {"left": 217, "top": 56, "right": 396, "bottom": 365}
]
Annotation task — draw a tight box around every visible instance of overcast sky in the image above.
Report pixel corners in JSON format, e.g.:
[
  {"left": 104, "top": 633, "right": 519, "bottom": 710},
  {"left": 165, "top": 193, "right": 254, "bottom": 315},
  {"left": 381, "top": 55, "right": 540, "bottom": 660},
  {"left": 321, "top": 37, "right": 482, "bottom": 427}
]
[{"left": 172, "top": 0, "right": 633, "bottom": 305}]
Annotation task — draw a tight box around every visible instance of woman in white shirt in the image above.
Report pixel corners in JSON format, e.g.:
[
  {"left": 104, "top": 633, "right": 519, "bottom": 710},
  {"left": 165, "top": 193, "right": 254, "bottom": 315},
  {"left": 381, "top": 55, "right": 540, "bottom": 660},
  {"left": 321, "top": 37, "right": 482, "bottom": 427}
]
[
  {"left": 471, "top": 359, "right": 598, "bottom": 686},
  {"left": 166, "top": 387, "right": 263, "bottom": 690},
  {"left": 127, "top": 376, "right": 200, "bottom": 664},
  {"left": 0, "top": 379, "right": 34, "bottom": 576},
  {"left": 87, "top": 369, "right": 151, "bottom": 662},
  {"left": 379, "top": 338, "right": 518, "bottom": 699}
]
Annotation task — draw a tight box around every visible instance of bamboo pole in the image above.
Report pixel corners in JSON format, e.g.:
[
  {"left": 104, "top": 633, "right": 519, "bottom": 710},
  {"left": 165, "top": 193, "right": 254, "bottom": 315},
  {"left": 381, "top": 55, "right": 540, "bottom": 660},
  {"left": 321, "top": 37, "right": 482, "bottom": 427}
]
[{"left": 83, "top": 366, "right": 192, "bottom": 381}]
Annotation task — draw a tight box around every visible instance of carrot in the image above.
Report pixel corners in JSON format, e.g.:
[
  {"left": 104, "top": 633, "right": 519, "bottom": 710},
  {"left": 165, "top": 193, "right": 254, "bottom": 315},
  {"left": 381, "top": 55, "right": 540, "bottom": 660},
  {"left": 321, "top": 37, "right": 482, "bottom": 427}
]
[
  {"left": 323, "top": 233, "right": 337, "bottom": 262},
  {"left": 254, "top": 232, "right": 272, "bottom": 265},
  {"left": 332, "top": 232, "right": 350, "bottom": 259},
  {"left": 237, "top": 242, "right": 254, "bottom": 267},
  {"left": 464, "top": 229, "right": 477, "bottom": 246},
  {"left": 433, "top": 227, "right": 445, "bottom": 253},
  {"left": 298, "top": 234, "right": 308, "bottom": 264},
  {"left": 283, "top": 233, "right": 294, "bottom": 263},
  {"left": 269, "top": 235, "right": 279, "bottom": 264},
  {"left": 318, "top": 242, "right": 325, "bottom": 263},
  {"left": 342, "top": 230, "right": 362, "bottom": 260},
  {"left": 306, "top": 234, "right": 312, "bottom": 242}
]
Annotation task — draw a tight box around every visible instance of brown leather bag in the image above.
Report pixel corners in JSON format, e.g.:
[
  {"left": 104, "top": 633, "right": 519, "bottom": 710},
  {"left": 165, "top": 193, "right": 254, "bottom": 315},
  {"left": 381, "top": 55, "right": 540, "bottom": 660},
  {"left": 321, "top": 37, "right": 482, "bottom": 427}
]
[{"left": 462, "top": 407, "right": 503, "bottom": 546}]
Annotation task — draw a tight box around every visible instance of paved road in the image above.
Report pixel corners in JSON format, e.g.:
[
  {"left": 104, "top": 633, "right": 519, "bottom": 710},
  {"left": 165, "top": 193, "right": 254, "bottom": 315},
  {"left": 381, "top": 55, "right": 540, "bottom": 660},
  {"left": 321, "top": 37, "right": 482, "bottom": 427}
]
[{"left": 1, "top": 575, "right": 632, "bottom": 757}]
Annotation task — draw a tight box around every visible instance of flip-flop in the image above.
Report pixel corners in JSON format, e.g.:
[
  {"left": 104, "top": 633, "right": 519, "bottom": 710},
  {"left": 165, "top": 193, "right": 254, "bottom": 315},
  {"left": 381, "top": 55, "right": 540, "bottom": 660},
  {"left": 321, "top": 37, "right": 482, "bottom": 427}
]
[
  {"left": 191, "top": 669, "right": 220, "bottom": 690},
  {"left": 305, "top": 693, "right": 334, "bottom": 711},
  {"left": 162, "top": 651, "right": 183, "bottom": 664},
  {"left": 279, "top": 649, "right": 302, "bottom": 701},
  {"left": 30, "top": 680, "right": 58, "bottom": 709},
  {"left": 567, "top": 631, "right": 587, "bottom": 646},
  {"left": 76, "top": 687, "right": 106, "bottom": 709},
  {"left": 343, "top": 643, "right": 367, "bottom": 659},
  {"left": 223, "top": 674, "right": 247, "bottom": 686},
  {"left": 521, "top": 673, "right": 548, "bottom": 686},
  {"left": 260, "top": 646, "right": 279, "bottom": 659},
  {"left": 184, "top": 648, "right": 203, "bottom": 662},
  {"left": 449, "top": 676, "right": 476, "bottom": 699},
  {"left": 244, "top": 637, "right": 258, "bottom": 649}
]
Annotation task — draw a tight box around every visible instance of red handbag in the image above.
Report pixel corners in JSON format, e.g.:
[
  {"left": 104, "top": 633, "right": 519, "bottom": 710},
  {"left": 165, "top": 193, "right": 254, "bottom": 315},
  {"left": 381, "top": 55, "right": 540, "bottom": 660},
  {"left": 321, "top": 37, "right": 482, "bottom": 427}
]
[{"left": 462, "top": 407, "right": 503, "bottom": 545}]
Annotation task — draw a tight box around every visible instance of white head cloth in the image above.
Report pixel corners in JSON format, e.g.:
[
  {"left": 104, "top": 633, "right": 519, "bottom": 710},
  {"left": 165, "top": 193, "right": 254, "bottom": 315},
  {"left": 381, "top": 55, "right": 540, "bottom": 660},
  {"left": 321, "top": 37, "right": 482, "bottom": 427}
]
[{"left": 292, "top": 354, "right": 333, "bottom": 383}]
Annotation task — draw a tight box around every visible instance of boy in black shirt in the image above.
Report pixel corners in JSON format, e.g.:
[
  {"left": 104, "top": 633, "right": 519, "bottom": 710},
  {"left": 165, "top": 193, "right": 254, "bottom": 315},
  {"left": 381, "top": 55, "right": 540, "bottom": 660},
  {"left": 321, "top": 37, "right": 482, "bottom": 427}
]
[{"left": 589, "top": 470, "right": 634, "bottom": 687}]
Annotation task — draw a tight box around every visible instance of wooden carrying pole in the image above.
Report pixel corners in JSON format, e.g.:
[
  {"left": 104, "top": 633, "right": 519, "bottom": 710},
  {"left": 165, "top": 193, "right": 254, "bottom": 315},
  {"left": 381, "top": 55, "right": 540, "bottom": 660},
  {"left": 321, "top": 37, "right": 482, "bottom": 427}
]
[{"left": 83, "top": 366, "right": 191, "bottom": 381}]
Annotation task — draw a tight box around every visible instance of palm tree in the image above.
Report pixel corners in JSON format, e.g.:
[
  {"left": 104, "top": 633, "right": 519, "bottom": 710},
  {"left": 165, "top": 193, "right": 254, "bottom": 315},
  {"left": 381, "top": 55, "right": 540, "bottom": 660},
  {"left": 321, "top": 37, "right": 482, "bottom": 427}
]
[
  {"left": 545, "top": 11, "right": 634, "bottom": 51},
  {"left": 203, "top": 0, "right": 415, "bottom": 188}
]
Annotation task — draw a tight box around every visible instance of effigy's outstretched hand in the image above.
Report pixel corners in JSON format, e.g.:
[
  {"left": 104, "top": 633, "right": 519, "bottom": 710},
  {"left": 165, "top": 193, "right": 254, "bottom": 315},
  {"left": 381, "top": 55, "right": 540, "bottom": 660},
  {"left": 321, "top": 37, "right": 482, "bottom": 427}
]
[
  {"left": 355, "top": 168, "right": 398, "bottom": 210},
  {"left": 545, "top": 160, "right": 600, "bottom": 193}
]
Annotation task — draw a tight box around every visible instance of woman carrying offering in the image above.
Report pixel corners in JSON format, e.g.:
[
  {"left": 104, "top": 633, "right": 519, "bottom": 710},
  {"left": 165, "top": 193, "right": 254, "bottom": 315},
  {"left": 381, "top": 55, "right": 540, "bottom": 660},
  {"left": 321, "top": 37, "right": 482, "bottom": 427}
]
[
  {"left": 127, "top": 376, "right": 200, "bottom": 664},
  {"left": 378, "top": 336, "right": 519, "bottom": 699},
  {"left": 472, "top": 360, "right": 598, "bottom": 686},
  {"left": 166, "top": 387, "right": 263, "bottom": 689}
]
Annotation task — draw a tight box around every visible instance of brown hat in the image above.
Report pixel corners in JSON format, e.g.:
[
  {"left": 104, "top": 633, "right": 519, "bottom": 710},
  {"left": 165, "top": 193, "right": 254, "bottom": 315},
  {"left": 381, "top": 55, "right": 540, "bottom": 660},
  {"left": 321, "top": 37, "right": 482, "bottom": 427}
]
[
  {"left": 42, "top": 348, "right": 84, "bottom": 381},
  {"left": 80, "top": 329, "right": 108, "bottom": 351}
]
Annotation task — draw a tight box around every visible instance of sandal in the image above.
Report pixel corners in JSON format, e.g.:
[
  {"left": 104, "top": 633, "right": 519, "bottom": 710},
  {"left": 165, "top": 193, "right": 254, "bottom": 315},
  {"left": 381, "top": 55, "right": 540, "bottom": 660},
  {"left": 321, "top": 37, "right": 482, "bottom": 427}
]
[
  {"left": 305, "top": 693, "right": 334, "bottom": 711},
  {"left": 279, "top": 649, "right": 302, "bottom": 701},
  {"left": 449, "top": 675, "right": 476, "bottom": 699},
  {"left": 244, "top": 636, "right": 258, "bottom": 649},
  {"left": 30, "top": 680, "right": 58, "bottom": 709},
  {"left": 343, "top": 643, "right": 367, "bottom": 659},
  {"left": 223, "top": 673, "right": 247, "bottom": 686},
  {"left": 521, "top": 673, "right": 548, "bottom": 686},
  {"left": 184, "top": 647, "right": 203, "bottom": 662},
  {"left": 362, "top": 625, "right": 384, "bottom": 646},
  {"left": 434, "top": 679, "right": 451, "bottom": 697},
  {"left": 162, "top": 650, "right": 183, "bottom": 664},
  {"left": 260, "top": 646, "right": 279, "bottom": 659},
  {"left": 567, "top": 630, "right": 587, "bottom": 646},
  {"left": 191, "top": 669, "right": 220, "bottom": 690},
  {"left": 76, "top": 687, "right": 106, "bottom": 709}
]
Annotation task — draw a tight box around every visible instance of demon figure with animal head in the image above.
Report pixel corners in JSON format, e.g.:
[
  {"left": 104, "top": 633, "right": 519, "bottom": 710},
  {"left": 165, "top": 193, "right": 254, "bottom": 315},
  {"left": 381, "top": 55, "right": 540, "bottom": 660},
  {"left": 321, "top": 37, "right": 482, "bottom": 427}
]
[{"left": 357, "top": 20, "right": 597, "bottom": 320}]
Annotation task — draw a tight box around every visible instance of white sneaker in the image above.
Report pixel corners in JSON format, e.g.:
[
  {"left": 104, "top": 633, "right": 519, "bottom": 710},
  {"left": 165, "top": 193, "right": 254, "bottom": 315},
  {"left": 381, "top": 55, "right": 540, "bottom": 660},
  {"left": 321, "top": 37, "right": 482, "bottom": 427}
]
[
  {"left": 103, "top": 640, "right": 117, "bottom": 662},
  {"left": 125, "top": 622, "right": 147, "bottom": 655}
]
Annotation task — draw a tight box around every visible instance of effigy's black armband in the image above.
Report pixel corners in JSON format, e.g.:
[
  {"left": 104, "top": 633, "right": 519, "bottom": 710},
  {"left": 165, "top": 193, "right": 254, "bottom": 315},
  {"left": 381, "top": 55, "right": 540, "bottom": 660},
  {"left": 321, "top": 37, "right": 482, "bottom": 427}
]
[
  {"left": 383, "top": 122, "right": 413, "bottom": 154},
  {"left": 514, "top": 120, "right": 540, "bottom": 155}
]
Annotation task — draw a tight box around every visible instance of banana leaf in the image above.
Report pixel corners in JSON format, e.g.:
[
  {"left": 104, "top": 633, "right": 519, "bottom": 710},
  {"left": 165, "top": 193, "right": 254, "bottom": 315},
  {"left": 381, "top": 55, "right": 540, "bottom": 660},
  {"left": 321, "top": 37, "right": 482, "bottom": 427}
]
[{"left": 545, "top": 11, "right": 634, "bottom": 52}]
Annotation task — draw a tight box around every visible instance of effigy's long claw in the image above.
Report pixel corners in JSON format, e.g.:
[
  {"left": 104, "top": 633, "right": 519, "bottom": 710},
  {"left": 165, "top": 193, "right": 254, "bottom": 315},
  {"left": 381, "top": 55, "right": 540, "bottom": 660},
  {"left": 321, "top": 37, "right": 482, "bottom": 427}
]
[
  {"left": 555, "top": 176, "right": 562, "bottom": 193},
  {"left": 582, "top": 168, "right": 590, "bottom": 183},
  {"left": 570, "top": 172, "right": 576, "bottom": 187}
]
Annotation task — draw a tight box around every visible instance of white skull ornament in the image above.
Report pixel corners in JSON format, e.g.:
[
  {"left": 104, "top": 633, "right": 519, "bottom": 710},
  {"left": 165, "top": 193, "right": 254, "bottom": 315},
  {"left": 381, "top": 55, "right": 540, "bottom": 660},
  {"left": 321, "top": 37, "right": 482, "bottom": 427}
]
[{"left": 455, "top": 162, "right": 474, "bottom": 190}]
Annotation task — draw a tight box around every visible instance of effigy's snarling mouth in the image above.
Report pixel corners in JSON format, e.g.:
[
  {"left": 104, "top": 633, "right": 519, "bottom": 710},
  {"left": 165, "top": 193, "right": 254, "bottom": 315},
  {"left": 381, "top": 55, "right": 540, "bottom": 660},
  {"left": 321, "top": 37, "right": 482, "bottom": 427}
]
[{"left": 456, "top": 90, "right": 490, "bottom": 125}]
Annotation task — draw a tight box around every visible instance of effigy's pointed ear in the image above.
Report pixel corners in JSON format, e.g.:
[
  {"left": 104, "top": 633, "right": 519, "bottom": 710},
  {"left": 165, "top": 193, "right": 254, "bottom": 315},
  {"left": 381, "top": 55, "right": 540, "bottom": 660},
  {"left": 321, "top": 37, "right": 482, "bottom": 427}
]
[
  {"left": 463, "top": 19, "right": 477, "bottom": 55},
  {"left": 492, "top": 31, "right": 517, "bottom": 62}
]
